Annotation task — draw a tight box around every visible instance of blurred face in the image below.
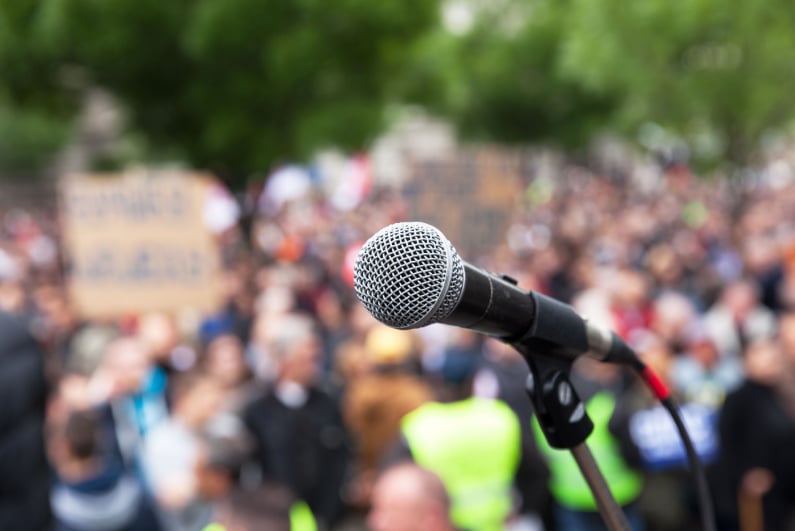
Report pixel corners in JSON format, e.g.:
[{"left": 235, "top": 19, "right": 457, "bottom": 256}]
[
  {"left": 336, "top": 344, "right": 372, "bottom": 383},
  {"left": 180, "top": 380, "right": 224, "bottom": 427},
  {"left": 281, "top": 336, "right": 321, "bottom": 387},
  {"left": 615, "top": 270, "right": 649, "bottom": 307},
  {"left": 724, "top": 283, "right": 756, "bottom": 319},
  {"left": 0, "top": 281, "right": 24, "bottom": 313},
  {"left": 106, "top": 339, "right": 150, "bottom": 394},
  {"left": 744, "top": 340, "right": 785, "bottom": 385},
  {"left": 206, "top": 335, "right": 247, "bottom": 386},
  {"left": 689, "top": 340, "right": 719, "bottom": 369},
  {"left": 138, "top": 313, "right": 179, "bottom": 360}
]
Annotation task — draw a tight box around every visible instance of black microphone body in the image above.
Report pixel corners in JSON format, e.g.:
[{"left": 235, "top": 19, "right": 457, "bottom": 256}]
[
  {"left": 448, "top": 262, "right": 597, "bottom": 361},
  {"left": 354, "top": 222, "right": 637, "bottom": 365},
  {"left": 445, "top": 262, "right": 535, "bottom": 336}
]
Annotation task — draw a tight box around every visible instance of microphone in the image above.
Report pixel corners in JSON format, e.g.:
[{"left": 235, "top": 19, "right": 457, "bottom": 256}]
[{"left": 353, "top": 221, "right": 638, "bottom": 365}]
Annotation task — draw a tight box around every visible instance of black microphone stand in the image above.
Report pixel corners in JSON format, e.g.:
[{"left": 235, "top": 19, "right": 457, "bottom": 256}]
[{"left": 513, "top": 345, "right": 632, "bottom": 531}]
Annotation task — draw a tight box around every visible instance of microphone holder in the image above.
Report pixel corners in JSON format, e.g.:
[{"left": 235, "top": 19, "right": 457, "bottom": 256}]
[{"left": 514, "top": 345, "right": 632, "bottom": 531}]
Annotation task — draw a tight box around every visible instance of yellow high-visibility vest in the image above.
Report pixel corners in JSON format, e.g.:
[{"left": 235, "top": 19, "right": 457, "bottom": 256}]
[
  {"left": 402, "top": 397, "right": 521, "bottom": 531},
  {"left": 533, "top": 391, "right": 643, "bottom": 510}
]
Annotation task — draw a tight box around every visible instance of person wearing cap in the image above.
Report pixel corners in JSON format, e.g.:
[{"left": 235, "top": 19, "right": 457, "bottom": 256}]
[
  {"left": 395, "top": 349, "right": 523, "bottom": 531},
  {"left": 342, "top": 325, "right": 433, "bottom": 509}
]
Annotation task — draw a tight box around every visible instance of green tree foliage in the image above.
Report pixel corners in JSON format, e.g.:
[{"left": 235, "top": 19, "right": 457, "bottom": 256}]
[
  {"left": 550, "top": 0, "right": 795, "bottom": 166},
  {"left": 421, "top": 0, "right": 795, "bottom": 168},
  {"left": 0, "top": 104, "right": 71, "bottom": 174},
  {"left": 2, "top": 0, "right": 794, "bottom": 178},
  {"left": 420, "top": 0, "right": 617, "bottom": 148},
  {"left": 0, "top": 0, "right": 78, "bottom": 174},
  {"left": 33, "top": 0, "right": 440, "bottom": 181}
]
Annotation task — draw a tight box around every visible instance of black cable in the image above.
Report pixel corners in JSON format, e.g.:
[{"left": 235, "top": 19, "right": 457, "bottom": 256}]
[
  {"left": 630, "top": 355, "right": 717, "bottom": 531},
  {"left": 658, "top": 396, "right": 717, "bottom": 531}
]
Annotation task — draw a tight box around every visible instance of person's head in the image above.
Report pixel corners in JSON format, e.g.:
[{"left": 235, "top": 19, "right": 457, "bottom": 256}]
[
  {"left": 684, "top": 322, "right": 720, "bottom": 369},
  {"left": 194, "top": 415, "right": 255, "bottom": 500},
  {"left": 204, "top": 333, "right": 250, "bottom": 388},
  {"left": 64, "top": 408, "right": 101, "bottom": 461},
  {"left": 651, "top": 291, "right": 698, "bottom": 349},
  {"left": 364, "top": 325, "right": 419, "bottom": 372},
  {"left": 368, "top": 462, "right": 454, "bottom": 531},
  {"left": 268, "top": 313, "right": 321, "bottom": 387},
  {"left": 645, "top": 243, "right": 684, "bottom": 286},
  {"left": 138, "top": 311, "right": 180, "bottom": 362},
  {"left": 721, "top": 278, "right": 761, "bottom": 320},
  {"left": 744, "top": 338, "right": 785, "bottom": 385},
  {"left": 102, "top": 336, "right": 152, "bottom": 396},
  {"left": 170, "top": 371, "right": 224, "bottom": 428},
  {"left": 34, "top": 283, "right": 77, "bottom": 335},
  {"left": 0, "top": 278, "right": 24, "bottom": 313},
  {"left": 610, "top": 268, "right": 651, "bottom": 308},
  {"left": 210, "top": 483, "right": 294, "bottom": 531},
  {"left": 431, "top": 351, "right": 480, "bottom": 402},
  {"left": 334, "top": 341, "right": 372, "bottom": 385},
  {"left": 67, "top": 324, "right": 120, "bottom": 376}
]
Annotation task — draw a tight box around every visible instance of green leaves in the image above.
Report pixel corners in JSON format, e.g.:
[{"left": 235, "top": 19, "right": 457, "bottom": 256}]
[
  {"left": 1, "top": 0, "right": 793, "bottom": 180},
  {"left": 0, "top": 0, "right": 440, "bottom": 181},
  {"left": 557, "top": 0, "right": 795, "bottom": 165}
]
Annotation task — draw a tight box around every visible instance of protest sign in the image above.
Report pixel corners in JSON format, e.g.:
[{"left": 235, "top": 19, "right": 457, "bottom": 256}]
[
  {"left": 59, "top": 170, "right": 223, "bottom": 318},
  {"left": 408, "top": 146, "right": 523, "bottom": 256}
]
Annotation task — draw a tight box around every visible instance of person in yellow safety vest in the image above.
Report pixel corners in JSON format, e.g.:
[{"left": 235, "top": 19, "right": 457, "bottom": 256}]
[
  {"left": 396, "top": 350, "right": 523, "bottom": 531},
  {"left": 532, "top": 360, "right": 646, "bottom": 531}
]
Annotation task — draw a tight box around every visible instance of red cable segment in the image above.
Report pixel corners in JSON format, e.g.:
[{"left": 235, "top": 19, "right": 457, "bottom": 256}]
[{"left": 640, "top": 365, "right": 671, "bottom": 400}]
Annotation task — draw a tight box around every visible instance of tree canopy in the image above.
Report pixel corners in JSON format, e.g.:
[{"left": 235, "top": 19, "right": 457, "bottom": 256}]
[
  {"left": 434, "top": 0, "right": 795, "bottom": 169},
  {"left": 1, "top": 0, "right": 794, "bottom": 181},
  {"left": 2, "top": 0, "right": 440, "bottom": 179}
]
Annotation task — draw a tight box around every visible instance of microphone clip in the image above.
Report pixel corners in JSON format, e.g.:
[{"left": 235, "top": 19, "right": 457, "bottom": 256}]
[{"left": 519, "top": 349, "right": 594, "bottom": 449}]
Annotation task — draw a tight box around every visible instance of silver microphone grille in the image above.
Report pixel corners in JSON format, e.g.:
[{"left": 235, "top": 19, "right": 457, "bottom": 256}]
[{"left": 353, "top": 222, "right": 465, "bottom": 329}]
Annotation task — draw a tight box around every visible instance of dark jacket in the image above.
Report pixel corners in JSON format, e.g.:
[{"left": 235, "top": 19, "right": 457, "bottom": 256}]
[
  {"left": 0, "top": 310, "right": 52, "bottom": 530},
  {"left": 712, "top": 380, "right": 795, "bottom": 531},
  {"left": 244, "top": 386, "right": 350, "bottom": 527}
]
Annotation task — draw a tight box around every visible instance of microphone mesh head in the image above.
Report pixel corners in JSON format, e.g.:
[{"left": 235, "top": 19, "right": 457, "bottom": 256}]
[{"left": 353, "top": 222, "right": 465, "bottom": 329}]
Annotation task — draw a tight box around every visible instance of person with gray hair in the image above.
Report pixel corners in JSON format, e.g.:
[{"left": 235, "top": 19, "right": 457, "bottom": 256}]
[{"left": 243, "top": 312, "right": 350, "bottom": 529}]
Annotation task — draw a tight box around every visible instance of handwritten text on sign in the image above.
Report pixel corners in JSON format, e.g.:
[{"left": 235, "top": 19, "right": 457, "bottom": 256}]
[{"left": 60, "top": 172, "right": 223, "bottom": 317}]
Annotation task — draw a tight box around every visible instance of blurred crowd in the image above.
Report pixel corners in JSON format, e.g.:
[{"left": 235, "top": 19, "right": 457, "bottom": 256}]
[{"left": 1, "top": 157, "right": 795, "bottom": 531}]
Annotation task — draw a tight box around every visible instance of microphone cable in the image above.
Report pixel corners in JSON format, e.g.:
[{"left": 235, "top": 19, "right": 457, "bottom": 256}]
[{"left": 629, "top": 357, "right": 717, "bottom": 531}]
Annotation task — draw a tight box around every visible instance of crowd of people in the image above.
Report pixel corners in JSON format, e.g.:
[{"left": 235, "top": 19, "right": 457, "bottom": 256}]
[{"left": 1, "top": 154, "right": 795, "bottom": 531}]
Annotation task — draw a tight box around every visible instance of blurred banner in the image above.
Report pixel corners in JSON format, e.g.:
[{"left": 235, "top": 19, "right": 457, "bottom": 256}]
[
  {"left": 407, "top": 146, "right": 523, "bottom": 257},
  {"left": 59, "top": 170, "right": 223, "bottom": 318}
]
